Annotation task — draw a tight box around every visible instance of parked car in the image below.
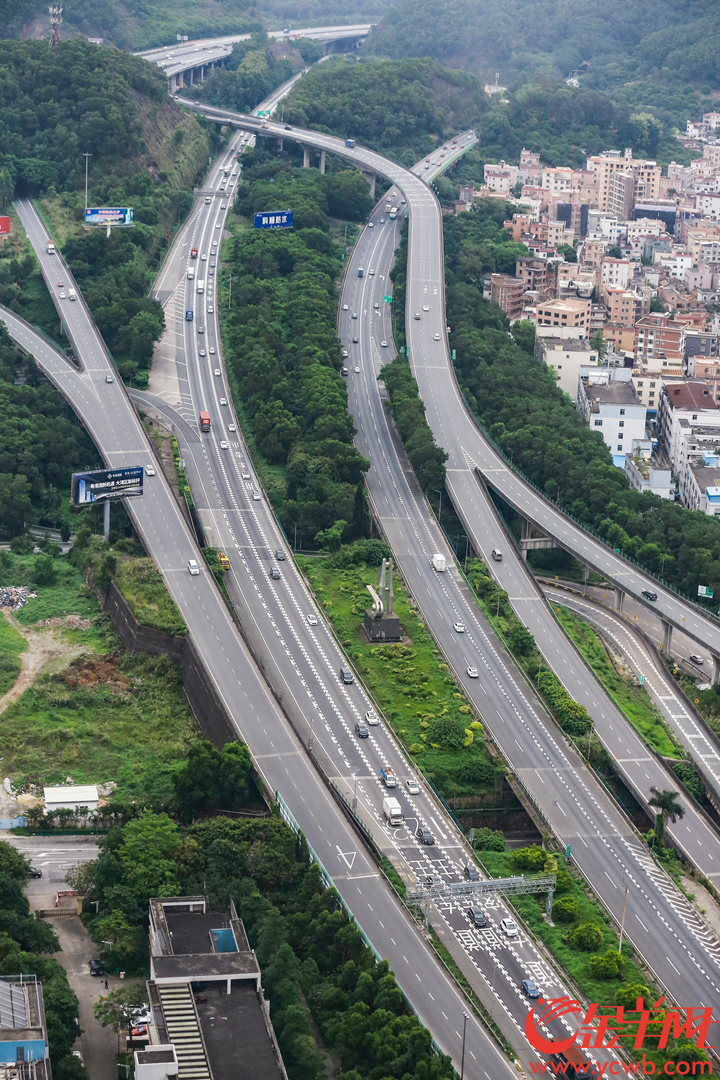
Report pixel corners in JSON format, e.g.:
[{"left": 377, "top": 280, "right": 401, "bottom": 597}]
[{"left": 89, "top": 959, "right": 103, "bottom": 976}]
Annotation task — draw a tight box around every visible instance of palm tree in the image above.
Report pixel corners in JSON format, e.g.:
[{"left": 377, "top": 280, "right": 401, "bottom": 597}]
[{"left": 648, "top": 786, "right": 685, "bottom": 848}]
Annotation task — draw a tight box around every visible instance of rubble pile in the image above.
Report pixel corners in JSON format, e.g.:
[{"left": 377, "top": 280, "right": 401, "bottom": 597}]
[{"left": 0, "top": 586, "right": 36, "bottom": 611}]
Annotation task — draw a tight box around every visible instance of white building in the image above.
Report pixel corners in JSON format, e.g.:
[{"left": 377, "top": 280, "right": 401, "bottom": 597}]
[
  {"left": 43, "top": 785, "right": 99, "bottom": 814},
  {"left": 624, "top": 454, "right": 674, "bottom": 500},
  {"left": 600, "top": 258, "right": 632, "bottom": 290},
  {"left": 538, "top": 338, "right": 599, "bottom": 398},
  {"left": 658, "top": 253, "right": 694, "bottom": 279},
  {"left": 483, "top": 161, "right": 518, "bottom": 193},
  {"left": 577, "top": 370, "right": 647, "bottom": 456}
]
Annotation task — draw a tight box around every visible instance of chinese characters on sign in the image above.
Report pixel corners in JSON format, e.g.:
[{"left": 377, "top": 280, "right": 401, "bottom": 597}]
[{"left": 253, "top": 211, "right": 293, "bottom": 229}]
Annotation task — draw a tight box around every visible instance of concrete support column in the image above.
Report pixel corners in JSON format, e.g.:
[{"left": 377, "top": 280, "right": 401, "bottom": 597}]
[
  {"left": 319, "top": 149, "right": 326, "bottom": 174},
  {"left": 713, "top": 655, "right": 720, "bottom": 687},
  {"left": 103, "top": 500, "right": 110, "bottom": 543},
  {"left": 363, "top": 171, "right": 376, "bottom": 200},
  {"left": 278, "top": 138, "right": 284, "bottom": 151},
  {"left": 613, "top": 586, "right": 624, "bottom": 613},
  {"left": 519, "top": 519, "right": 531, "bottom": 562},
  {"left": 178, "top": 70, "right": 184, "bottom": 88},
  {"left": 199, "top": 65, "right": 205, "bottom": 83},
  {"left": 582, "top": 563, "right": 589, "bottom": 595},
  {"left": 661, "top": 620, "right": 672, "bottom": 656},
  {"left": 169, "top": 73, "right": 177, "bottom": 94},
  {"left": 303, "top": 147, "right": 310, "bottom": 168}
]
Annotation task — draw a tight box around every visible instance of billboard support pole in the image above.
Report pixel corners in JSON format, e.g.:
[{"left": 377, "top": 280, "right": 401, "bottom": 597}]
[
  {"left": 103, "top": 500, "right": 110, "bottom": 543},
  {"left": 82, "top": 153, "right": 91, "bottom": 211}
]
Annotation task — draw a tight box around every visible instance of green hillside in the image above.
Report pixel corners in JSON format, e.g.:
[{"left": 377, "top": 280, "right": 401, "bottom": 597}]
[
  {"left": 366, "top": 0, "right": 719, "bottom": 129},
  {"left": 0, "top": 0, "right": 392, "bottom": 51}
]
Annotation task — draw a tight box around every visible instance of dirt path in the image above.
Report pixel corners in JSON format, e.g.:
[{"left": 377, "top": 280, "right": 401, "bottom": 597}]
[{"left": 0, "top": 610, "right": 88, "bottom": 716}]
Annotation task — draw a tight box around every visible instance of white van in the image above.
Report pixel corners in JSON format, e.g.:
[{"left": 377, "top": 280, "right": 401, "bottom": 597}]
[{"left": 68, "top": 288, "right": 77, "bottom": 301}]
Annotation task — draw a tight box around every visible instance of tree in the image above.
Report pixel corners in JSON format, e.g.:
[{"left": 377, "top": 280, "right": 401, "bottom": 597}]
[
  {"left": 607, "top": 245, "right": 622, "bottom": 259},
  {"left": 557, "top": 243, "right": 577, "bottom": 263},
  {"left": 315, "top": 519, "right": 347, "bottom": 552},
  {"left": 351, "top": 480, "right": 369, "bottom": 539},
  {"left": 64, "top": 861, "right": 96, "bottom": 895},
  {"left": 589, "top": 330, "right": 608, "bottom": 365},
  {"left": 615, "top": 983, "right": 651, "bottom": 1010},
  {"left": 427, "top": 715, "right": 467, "bottom": 750},
  {"left": 512, "top": 319, "right": 535, "bottom": 356},
  {"left": 173, "top": 741, "right": 253, "bottom": 820},
  {"left": 94, "top": 984, "right": 149, "bottom": 1046},
  {"left": 648, "top": 786, "right": 685, "bottom": 848},
  {"left": 0, "top": 840, "right": 30, "bottom": 881},
  {"left": 91, "top": 910, "right": 143, "bottom": 967}
]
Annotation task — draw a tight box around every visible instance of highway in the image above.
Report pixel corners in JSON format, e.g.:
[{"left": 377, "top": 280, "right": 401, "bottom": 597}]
[
  {"left": 137, "top": 117, "right": 614, "bottom": 1068},
  {"left": 0, "top": 273, "right": 517, "bottom": 1080}
]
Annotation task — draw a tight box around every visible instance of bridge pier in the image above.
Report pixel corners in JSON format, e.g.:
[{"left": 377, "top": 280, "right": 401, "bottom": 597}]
[
  {"left": 520, "top": 518, "right": 531, "bottom": 562},
  {"left": 169, "top": 72, "right": 177, "bottom": 94},
  {"left": 303, "top": 147, "right": 310, "bottom": 168},
  {"left": 177, "top": 70, "right": 184, "bottom": 88},
  {"left": 363, "top": 171, "right": 376, "bottom": 200},
  {"left": 713, "top": 656, "right": 720, "bottom": 687},
  {"left": 278, "top": 137, "right": 284, "bottom": 151},
  {"left": 582, "top": 563, "right": 589, "bottom": 596},
  {"left": 613, "top": 586, "right": 624, "bottom": 613},
  {"left": 188, "top": 67, "right": 194, "bottom": 85},
  {"left": 661, "top": 620, "right": 672, "bottom": 656},
  {"left": 320, "top": 149, "right": 326, "bottom": 174}
]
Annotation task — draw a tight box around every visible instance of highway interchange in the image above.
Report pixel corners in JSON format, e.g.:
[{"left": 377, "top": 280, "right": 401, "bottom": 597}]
[{"left": 3, "top": 44, "right": 720, "bottom": 1074}]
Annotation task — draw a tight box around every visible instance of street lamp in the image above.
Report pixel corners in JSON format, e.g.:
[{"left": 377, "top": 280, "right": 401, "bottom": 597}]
[
  {"left": 352, "top": 770, "right": 358, "bottom": 814},
  {"left": 460, "top": 1012, "right": 469, "bottom": 1080},
  {"left": 82, "top": 152, "right": 91, "bottom": 212}
]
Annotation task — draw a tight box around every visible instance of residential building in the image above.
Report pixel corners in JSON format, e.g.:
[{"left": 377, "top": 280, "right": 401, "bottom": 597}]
[
  {"left": 535, "top": 297, "right": 591, "bottom": 334},
  {"left": 491, "top": 273, "right": 525, "bottom": 321},
  {"left": 658, "top": 379, "right": 720, "bottom": 464},
  {"left": 683, "top": 460, "right": 720, "bottom": 515},
  {"left": 145, "top": 896, "right": 287, "bottom": 1080},
  {"left": 596, "top": 150, "right": 661, "bottom": 213},
  {"left": 624, "top": 453, "right": 674, "bottom": 500},
  {"left": 604, "top": 287, "right": 640, "bottom": 326},
  {"left": 547, "top": 219, "right": 574, "bottom": 248},
  {"left": 0, "top": 976, "right": 51, "bottom": 1080},
  {"left": 634, "top": 313, "right": 683, "bottom": 365},
  {"left": 607, "top": 171, "right": 634, "bottom": 219},
  {"left": 504, "top": 213, "right": 531, "bottom": 242},
  {"left": 696, "top": 193, "right": 720, "bottom": 220},
  {"left": 658, "top": 253, "right": 694, "bottom": 279},
  {"left": 484, "top": 161, "right": 518, "bottom": 193},
  {"left": 536, "top": 336, "right": 600, "bottom": 397},
  {"left": 577, "top": 370, "right": 647, "bottom": 456},
  {"left": 685, "top": 332, "right": 720, "bottom": 364},
  {"left": 516, "top": 256, "right": 553, "bottom": 295},
  {"left": 600, "top": 258, "right": 632, "bottom": 290},
  {"left": 581, "top": 239, "right": 610, "bottom": 266},
  {"left": 604, "top": 324, "right": 637, "bottom": 357},
  {"left": 541, "top": 167, "right": 574, "bottom": 194},
  {"left": 518, "top": 148, "right": 541, "bottom": 185}
]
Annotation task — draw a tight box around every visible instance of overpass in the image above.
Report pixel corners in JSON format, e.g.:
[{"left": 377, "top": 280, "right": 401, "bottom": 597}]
[{"left": 139, "top": 25, "right": 371, "bottom": 92}]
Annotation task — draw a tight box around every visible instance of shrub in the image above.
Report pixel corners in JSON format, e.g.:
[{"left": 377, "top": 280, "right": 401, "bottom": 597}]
[
  {"left": 614, "top": 983, "right": 651, "bottom": 1010},
  {"left": 408, "top": 743, "right": 424, "bottom": 754},
  {"left": 552, "top": 897, "right": 579, "bottom": 923},
  {"left": 589, "top": 952, "right": 623, "bottom": 980},
  {"left": 473, "top": 827, "right": 506, "bottom": 852},
  {"left": 512, "top": 845, "right": 547, "bottom": 872},
  {"left": 554, "top": 870, "right": 574, "bottom": 894},
  {"left": 563, "top": 923, "right": 603, "bottom": 951},
  {"left": 427, "top": 715, "right": 467, "bottom": 750},
  {"left": 457, "top": 758, "right": 494, "bottom": 786},
  {"left": 536, "top": 670, "right": 593, "bottom": 737}
]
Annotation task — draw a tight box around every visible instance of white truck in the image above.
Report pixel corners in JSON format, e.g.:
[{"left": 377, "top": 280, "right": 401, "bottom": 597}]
[
  {"left": 383, "top": 796, "right": 403, "bottom": 826},
  {"left": 432, "top": 553, "right": 446, "bottom": 572},
  {"left": 197, "top": 279, "right": 205, "bottom": 293},
  {"left": 68, "top": 288, "right": 76, "bottom": 301},
  {"left": 187, "top": 267, "right": 195, "bottom": 280},
  {"left": 46, "top": 241, "right": 55, "bottom": 254}
]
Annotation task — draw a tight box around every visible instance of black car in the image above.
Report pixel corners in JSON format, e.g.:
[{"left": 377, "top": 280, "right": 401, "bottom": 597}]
[
  {"left": 641, "top": 589, "right": 657, "bottom": 601},
  {"left": 463, "top": 865, "right": 480, "bottom": 881},
  {"left": 416, "top": 826, "right": 434, "bottom": 845},
  {"left": 275, "top": 550, "right": 286, "bottom": 561},
  {"left": 352, "top": 336, "right": 359, "bottom": 343},
  {"left": 89, "top": 959, "right": 103, "bottom": 976},
  {"left": 467, "top": 904, "right": 487, "bottom": 927},
  {"left": 28, "top": 866, "right": 42, "bottom": 879},
  {"left": 271, "top": 567, "right": 281, "bottom": 580},
  {"left": 355, "top": 722, "right": 369, "bottom": 738}
]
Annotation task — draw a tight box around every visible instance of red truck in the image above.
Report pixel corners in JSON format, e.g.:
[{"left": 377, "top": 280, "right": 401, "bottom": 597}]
[
  {"left": 190, "top": 247, "right": 198, "bottom": 258},
  {"left": 199, "top": 411, "right": 211, "bottom": 432}
]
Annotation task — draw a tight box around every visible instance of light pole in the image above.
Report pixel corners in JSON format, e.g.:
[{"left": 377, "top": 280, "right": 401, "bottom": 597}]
[
  {"left": 618, "top": 882, "right": 629, "bottom": 954},
  {"left": 228, "top": 271, "right": 232, "bottom": 309},
  {"left": 82, "top": 152, "right": 91, "bottom": 211},
  {"left": 352, "top": 770, "right": 358, "bottom": 814},
  {"left": 460, "top": 1011, "right": 469, "bottom": 1080}
]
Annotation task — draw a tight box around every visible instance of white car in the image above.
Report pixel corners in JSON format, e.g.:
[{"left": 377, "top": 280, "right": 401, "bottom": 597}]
[
  {"left": 252, "top": 490, "right": 261, "bottom": 501},
  {"left": 433, "top": 332, "right": 440, "bottom": 340},
  {"left": 342, "top": 349, "right": 349, "bottom": 358},
  {"left": 188, "top": 559, "right": 200, "bottom": 575},
  {"left": 423, "top": 305, "right": 429, "bottom": 311},
  {"left": 220, "top": 440, "right": 228, "bottom": 449},
  {"left": 207, "top": 305, "right": 214, "bottom": 313},
  {"left": 242, "top": 470, "right": 250, "bottom": 479},
  {"left": 228, "top": 423, "right": 236, "bottom": 431},
  {"left": 501, "top": 918, "right": 519, "bottom": 939},
  {"left": 105, "top": 374, "right": 114, "bottom": 383},
  {"left": 380, "top": 218, "right": 385, "bottom": 223},
  {"left": 380, "top": 340, "right": 388, "bottom": 348},
  {"left": 59, "top": 291, "right": 66, "bottom": 299},
  {"left": 219, "top": 397, "right": 227, "bottom": 405},
  {"left": 354, "top": 366, "right": 360, "bottom": 373},
  {"left": 145, "top": 464, "right": 156, "bottom": 476},
  {"left": 343, "top": 304, "right": 349, "bottom": 310},
  {"left": 406, "top": 778, "right": 419, "bottom": 795},
  {"left": 467, "top": 667, "right": 479, "bottom": 678},
  {"left": 209, "top": 347, "right": 216, "bottom": 354},
  {"left": 216, "top": 223, "right": 221, "bottom": 228},
  {"left": 199, "top": 349, "right": 206, "bottom": 357},
  {"left": 220, "top": 203, "right": 226, "bottom": 209},
  {"left": 307, "top": 613, "right": 318, "bottom": 626},
  {"left": 368, "top": 269, "right": 375, "bottom": 275},
  {"left": 201, "top": 254, "right": 207, "bottom": 261},
  {"left": 454, "top": 621, "right": 466, "bottom": 633},
  {"left": 365, "top": 710, "right": 379, "bottom": 725},
  {"left": 214, "top": 368, "right": 221, "bottom": 376}
]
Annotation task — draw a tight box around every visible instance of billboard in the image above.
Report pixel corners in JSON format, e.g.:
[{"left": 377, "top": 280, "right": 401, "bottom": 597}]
[
  {"left": 0, "top": 217, "right": 8, "bottom": 235},
  {"left": 71, "top": 466, "right": 143, "bottom": 505},
  {"left": 85, "top": 207, "right": 134, "bottom": 226},
  {"left": 699, "top": 584, "right": 714, "bottom": 598},
  {"left": 254, "top": 211, "right": 293, "bottom": 230}
]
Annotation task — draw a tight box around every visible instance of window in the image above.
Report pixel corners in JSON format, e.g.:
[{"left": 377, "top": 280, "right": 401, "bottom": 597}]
[
  {"left": 620, "top": 409, "right": 625, "bottom": 415},
  {"left": 650, "top": 381, "right": 656, "bottom": 387},
  {"left": 619, "top": 420, "right": 625, "bottom": 427},
  {"left": 692, "top": 414, "right": 698, "bottom": 420},
  {"left": 617, "top": 445, "right": 623, "bottom": 451},
  {"left": 637, "top": 381, "right": 644, "bottom": 386},
  {"left": 618, "top": 431, "right": 624, "bottom": 439},
  {"left": 594, "top": 420, "right": 603, "bottom": 426}
]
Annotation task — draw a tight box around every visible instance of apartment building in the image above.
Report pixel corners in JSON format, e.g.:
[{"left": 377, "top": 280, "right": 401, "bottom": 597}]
[
  {"left": 577, "top": 370, "right": 647, "bottom": 455},
  {"left": 535, "top": 297, "right": 591, "bottom": 335},
  {"left": 658, "top": 252, "right": 694, "bottom": 278},
  {"left": 484, "top": 161, "right": 518, "bottom": 192},
  {"left": 547, "top": 219, "right": 574, "bottom": 248},
  {"left": 624, "top": 453, "right": 674, "bottom": 499},
  {"left": 536, "top": 337, "right": 599, "bottom": 397},
  {"left": 596, "top": 150, "right": 661, "bottom": 213},
  {"left": 541, "top": 167, "right": 574, "bottom": 194},
  {"left": 604, "top": 324, "right": 637, "bottom": 357},
  {"left": 516, "top": 256, "right": 554, "bottom": 294},
  {"left": 491, "top": 273, "right": 525, "bottom": 321},
  {"left": 658, "top": 379, "right": 720, "bottom": 464},
  {"left": 634, "top": 313, "right": 683, "bottom": 364},
  {"left": 600, "top": 258, "right": 632, "bottom": 290},
  {"left": 604, "top": 287, "right": 640, "bottom": 326}
]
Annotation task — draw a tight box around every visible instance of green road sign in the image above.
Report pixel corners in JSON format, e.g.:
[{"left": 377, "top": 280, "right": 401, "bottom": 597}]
[
  {"left": 384, "top": 295, "right": 392, "bottom": 302},
  {"left": 639, "top": 674, "right": 645, "bottom": 686},
  {"left": 452, "top": 350, "right": 456, "bottom": 360},
  {"left": 565, "top": 844, "right": 571, "bottom": 859}
]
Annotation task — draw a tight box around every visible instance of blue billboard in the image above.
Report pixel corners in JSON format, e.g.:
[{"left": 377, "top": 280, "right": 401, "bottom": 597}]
[
  {"left": 254, "top": 211, "right": 293, "bottom": 229},
  {"left": 71, "top": 466, "right": 143, "bottom": 505},
  {"left": 85, "top": 207, "right": 134, "bottom": 226}
]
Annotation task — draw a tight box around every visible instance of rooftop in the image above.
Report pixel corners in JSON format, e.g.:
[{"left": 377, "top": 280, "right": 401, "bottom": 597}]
[
  {"left": 584, "top": 381, "right": 639, "bottom": 405},
  {"left": 196, "top": 983, "right": 285, "bottom": 1080},
  {"left": 543, "top": 338, "right": 595, "bottom": 352},
  {"left": 43, "top": 785, "right": 98, "bottom": 804},
  {"left": 665, "top": 381, "right": 719, "bottom": 411}
]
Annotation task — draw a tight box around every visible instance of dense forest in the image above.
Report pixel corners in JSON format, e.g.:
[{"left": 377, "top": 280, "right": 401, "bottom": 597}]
[
  {"left": 0, "top": 325, "right": 96, "bottom": 537},
  {"left": 366, "top": 0, "right": 719, "bottom": 130},
  {"left": 0, "top": 0, "right": 391, "bottom": 50},
  {"left": 444, "top": 201, "right": 720, "bottom": 603},
  {"left": 222, "top": 150, "right": 372, "bottom": 547},
  {"left": 0, "top": 38, "right": 211, "bottom": 385}
]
